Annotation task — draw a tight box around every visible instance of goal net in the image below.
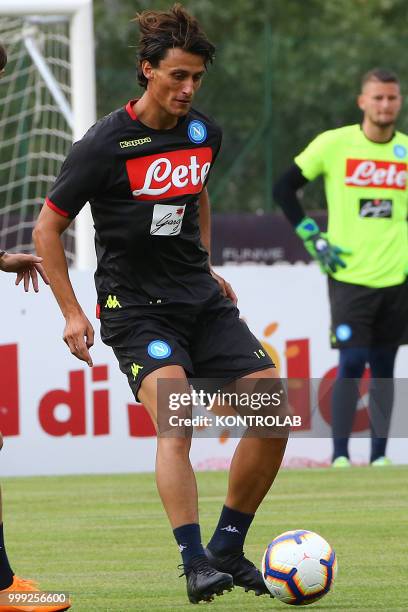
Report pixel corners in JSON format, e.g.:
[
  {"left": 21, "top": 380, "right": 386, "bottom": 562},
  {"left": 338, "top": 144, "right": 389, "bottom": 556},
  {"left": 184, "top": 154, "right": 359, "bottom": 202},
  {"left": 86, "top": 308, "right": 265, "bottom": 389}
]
[
  {"left": 0, "top": 15, "right": 76, "bottom": 264},
  {"left": 0, "top": 0, "right": 96, "bottom": 269}
]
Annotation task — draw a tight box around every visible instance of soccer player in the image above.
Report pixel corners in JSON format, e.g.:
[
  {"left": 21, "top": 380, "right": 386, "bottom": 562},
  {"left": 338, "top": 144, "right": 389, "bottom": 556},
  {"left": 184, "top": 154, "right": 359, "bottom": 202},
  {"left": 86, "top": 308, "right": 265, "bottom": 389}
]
[
  {"left": 33, "top": 4, "right": 287, "bottom": 604},
  {"left": 273, "top": 68, "right": 408, "bottom": 467},
  {"left": 0, "top": 45, "right": 70, "bottom": 612}
]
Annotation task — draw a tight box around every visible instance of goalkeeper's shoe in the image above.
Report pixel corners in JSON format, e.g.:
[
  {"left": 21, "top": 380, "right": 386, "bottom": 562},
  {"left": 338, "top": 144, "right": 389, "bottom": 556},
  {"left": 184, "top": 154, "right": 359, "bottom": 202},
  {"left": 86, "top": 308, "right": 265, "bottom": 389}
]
[
  {"left": 0, "top": 576, "right": 71, "bottom": 612},
  {"left": 296, "top": 217, "right": 350, "bottom": 274},
  {"left": 179, "top": 555, "right": 233, "bottom": 604},
  {"left": 371, "top": 456, "right": 392, "bottom": 467},
  {"left": 205, "top": 547, "right": 271, "bottom": 597},
  {"left": 332, "top": 456, "right": 351, "bottom": 468}
]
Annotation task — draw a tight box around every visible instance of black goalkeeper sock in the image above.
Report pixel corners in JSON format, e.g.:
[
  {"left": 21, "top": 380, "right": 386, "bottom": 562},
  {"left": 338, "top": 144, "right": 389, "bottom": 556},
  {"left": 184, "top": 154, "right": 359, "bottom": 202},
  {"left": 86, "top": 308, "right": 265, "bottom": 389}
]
[{"left": 0, "top": 523, "right": 14, "bottom": 590}]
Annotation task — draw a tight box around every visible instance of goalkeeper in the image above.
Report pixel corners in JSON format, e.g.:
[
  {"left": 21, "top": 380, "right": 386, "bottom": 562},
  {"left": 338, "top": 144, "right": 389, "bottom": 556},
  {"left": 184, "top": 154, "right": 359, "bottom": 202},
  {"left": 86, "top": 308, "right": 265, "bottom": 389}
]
[{"left": 273, "top": 68, "right": 408, "bottom": 467}]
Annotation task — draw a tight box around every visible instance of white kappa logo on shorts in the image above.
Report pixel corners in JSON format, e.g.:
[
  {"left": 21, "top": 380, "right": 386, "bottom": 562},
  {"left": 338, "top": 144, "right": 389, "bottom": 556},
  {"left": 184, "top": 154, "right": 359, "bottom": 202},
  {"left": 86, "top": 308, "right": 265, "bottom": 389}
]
[{"left": 150, "top": 203, "right": 186, "bottom": 236}]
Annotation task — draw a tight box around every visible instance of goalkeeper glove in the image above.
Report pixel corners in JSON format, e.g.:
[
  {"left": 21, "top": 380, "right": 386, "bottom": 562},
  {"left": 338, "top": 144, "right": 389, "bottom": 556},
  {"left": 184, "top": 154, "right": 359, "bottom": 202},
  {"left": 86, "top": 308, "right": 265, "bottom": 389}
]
[{"left": 296, "top": 217, "right": 350, "bottom": 274}]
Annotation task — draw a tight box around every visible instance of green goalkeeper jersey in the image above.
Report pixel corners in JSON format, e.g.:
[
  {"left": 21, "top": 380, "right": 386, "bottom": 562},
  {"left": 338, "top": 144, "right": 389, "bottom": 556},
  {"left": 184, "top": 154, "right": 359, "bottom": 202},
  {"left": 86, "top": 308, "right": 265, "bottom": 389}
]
[{"left": 295, "top": 124, "right": 408, "bottom": 288}]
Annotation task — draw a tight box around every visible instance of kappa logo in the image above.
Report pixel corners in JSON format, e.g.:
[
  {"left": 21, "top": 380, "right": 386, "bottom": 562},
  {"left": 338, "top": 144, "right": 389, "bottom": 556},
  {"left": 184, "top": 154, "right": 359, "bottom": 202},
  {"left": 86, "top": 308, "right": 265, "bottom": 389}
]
[
  {"left": 105, "top": 295, "right": 121, "bottom": 309},
  {"left": 220, "top": 525, "right": 240, "bottom": 533},
  {"left": 131, "top": 363, "right": 144, "bottom": 380},
  {"left": 125, "top": 148, "right": 213, "bottom": 201},
  {"left": 178, "top": 544, "right": 187, "bottom": 552},
  {"left": 119, "top": 137, "right": 152, "bottom": 148}
]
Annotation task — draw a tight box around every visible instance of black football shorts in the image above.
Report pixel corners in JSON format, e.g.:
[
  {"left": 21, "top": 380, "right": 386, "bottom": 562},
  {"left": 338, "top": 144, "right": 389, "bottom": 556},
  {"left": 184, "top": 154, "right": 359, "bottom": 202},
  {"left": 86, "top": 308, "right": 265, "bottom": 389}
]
[
  {"left": 328, "top": 277, "right": 408, "bottom": 349},
  {"left": 100, "top": 292, "right": 274, "bottom": 400}
]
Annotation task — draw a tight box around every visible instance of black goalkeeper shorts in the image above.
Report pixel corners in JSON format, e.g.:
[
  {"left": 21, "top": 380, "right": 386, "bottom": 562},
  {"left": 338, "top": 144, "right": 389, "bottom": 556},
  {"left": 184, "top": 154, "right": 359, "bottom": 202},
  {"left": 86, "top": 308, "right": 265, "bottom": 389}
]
[
  {"left": 100, "top": 292, "right": 274, "bottom": 400},
  {"left": 328, "top": 277, "right": 408, "bottom": 349}
]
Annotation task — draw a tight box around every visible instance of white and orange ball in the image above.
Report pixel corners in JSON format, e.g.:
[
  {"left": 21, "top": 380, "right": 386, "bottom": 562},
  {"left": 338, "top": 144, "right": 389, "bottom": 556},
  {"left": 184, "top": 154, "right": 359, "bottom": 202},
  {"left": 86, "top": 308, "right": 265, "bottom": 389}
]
[{"left": 262, "top": 530, "right": 337, "bottom": 605}]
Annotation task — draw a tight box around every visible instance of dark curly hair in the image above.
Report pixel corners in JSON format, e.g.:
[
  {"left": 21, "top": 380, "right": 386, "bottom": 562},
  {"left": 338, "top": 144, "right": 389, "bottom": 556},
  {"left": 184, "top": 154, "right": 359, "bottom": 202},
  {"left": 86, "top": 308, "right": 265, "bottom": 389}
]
[{"left": 134, "top": 4, "right": 215, "bottom": 89}]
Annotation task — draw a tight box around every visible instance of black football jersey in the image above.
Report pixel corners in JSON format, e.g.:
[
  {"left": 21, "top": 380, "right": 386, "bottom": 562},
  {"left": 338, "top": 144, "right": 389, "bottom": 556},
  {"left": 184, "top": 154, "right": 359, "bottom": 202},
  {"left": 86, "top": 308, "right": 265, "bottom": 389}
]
[{"left": 47, "top": 100, "right": 223, "bottom": 305}]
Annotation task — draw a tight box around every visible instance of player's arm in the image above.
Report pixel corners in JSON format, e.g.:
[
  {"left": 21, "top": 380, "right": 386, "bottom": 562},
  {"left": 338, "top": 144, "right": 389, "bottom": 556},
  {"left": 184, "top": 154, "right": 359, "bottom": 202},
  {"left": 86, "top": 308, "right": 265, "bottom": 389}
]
[
  {"left": 33, "top": 203, "right": 94, "bottom": 367},
  {"left": 273, "top": 161, "right": 350, "bottom": 274},
  {"left": 198, "top": 188, "right": 237, "bottom": 304}
]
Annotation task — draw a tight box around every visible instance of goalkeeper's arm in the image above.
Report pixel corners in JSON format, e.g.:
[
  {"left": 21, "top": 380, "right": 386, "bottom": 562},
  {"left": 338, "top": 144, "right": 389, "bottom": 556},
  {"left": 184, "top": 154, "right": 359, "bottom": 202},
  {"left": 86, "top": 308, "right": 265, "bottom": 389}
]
[{"left": 273, "top": 163, "right": 350, "bottom": 274}]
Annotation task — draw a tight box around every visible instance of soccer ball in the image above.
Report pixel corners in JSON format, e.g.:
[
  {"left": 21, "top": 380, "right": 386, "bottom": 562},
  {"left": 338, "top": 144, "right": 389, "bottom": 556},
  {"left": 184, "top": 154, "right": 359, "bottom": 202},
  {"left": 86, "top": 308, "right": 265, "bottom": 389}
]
[{"left": 261, "top": 530, "right": 337, "bottom": 605}]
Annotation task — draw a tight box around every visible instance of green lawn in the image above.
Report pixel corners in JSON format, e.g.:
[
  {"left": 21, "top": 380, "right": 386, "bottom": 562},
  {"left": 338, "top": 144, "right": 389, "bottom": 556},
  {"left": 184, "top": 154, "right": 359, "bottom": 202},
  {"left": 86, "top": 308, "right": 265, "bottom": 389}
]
[{"left": 1, "top": 467, "right": 407, "bottom": 611}]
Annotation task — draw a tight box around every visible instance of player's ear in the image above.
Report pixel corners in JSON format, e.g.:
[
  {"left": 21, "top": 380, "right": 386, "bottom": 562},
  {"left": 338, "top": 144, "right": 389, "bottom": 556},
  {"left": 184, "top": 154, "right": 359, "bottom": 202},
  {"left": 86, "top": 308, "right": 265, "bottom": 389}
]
[
  {"left": 357, "top": 93, "right": 365, "bottom": 112},
  {"left": 142, "top": 60, "right": 154, "bottom": 83}
]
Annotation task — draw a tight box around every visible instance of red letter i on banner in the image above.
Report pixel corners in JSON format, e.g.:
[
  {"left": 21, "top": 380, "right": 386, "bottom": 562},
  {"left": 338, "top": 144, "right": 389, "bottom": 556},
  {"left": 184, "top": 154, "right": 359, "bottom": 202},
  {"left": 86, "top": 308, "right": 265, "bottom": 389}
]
[
  {"left": 0, "top": 344, "right": 19, "bottom": 436},
  {"left": 286, "top": 338, "right": 311, "bottom": 431},
  {"left": 92, "top": 365, "right": 110, "bottom": 435}
]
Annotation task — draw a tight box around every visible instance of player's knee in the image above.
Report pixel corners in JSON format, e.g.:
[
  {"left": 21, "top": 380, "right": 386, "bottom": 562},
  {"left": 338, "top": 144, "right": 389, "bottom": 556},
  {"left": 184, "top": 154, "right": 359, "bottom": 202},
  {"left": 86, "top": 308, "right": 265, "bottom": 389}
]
[
  {"left": 158, "top": 435, "right": 192, "bottom": 457},
  {"left": 338, "top": 348, "right": 367, "bottom": 378}
]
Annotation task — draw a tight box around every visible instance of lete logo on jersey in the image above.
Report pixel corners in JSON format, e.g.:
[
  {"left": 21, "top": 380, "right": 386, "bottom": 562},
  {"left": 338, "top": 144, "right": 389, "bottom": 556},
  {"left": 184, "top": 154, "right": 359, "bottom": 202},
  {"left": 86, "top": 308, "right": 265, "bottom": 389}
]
[
  {"left": 150, "top": 204, "right": 186, "bottom": 236},
  {"left": 126, "top": 148, "right": 213, "bottom": 201},
  {"left": 345, "top": 159, "right": 407, "bottom": 189}
]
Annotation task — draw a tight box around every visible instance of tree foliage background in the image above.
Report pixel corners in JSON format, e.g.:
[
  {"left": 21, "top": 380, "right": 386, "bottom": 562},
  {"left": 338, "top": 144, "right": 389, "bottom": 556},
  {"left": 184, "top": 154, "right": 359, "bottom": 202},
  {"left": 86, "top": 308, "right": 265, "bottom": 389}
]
[{"left": 95, "top": 0, "right": 408, "bottom": 211}]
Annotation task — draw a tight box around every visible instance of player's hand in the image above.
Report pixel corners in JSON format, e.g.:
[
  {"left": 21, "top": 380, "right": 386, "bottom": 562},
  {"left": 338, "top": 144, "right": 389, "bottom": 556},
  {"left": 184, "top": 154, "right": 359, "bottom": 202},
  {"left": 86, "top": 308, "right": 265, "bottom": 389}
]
[
  {"left": 296, "top": 217, "right": 351, "bottom": 274},
  {"left": 63, "top": 312, "right": 94, "bottom": 367},
  {"left": 0, "top": 252, "right": 50, "bottom": 291},
  {"left": 210, "top": 268, "right": 238, "bottom": 305}
]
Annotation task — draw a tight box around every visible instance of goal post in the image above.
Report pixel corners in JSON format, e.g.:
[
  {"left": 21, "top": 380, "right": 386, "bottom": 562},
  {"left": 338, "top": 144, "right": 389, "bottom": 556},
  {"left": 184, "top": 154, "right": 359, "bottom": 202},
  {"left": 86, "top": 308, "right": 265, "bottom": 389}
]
[{"left": 0, "top": 0, "right": 96, "bottom": 269}]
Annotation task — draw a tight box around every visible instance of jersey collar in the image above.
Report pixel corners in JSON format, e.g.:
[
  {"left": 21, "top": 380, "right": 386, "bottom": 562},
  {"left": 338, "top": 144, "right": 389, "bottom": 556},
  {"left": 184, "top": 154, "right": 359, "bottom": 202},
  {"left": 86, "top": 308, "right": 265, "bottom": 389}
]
[{"left": 125, "top": 99, "right": 138, "bottom": 120}]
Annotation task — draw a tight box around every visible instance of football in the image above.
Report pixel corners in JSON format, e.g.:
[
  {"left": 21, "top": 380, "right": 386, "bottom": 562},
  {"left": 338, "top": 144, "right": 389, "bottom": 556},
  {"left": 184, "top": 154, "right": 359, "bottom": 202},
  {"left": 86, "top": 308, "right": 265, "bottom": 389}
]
[{"left": 262, "top": 529, "right": 337, "bottom": 605}]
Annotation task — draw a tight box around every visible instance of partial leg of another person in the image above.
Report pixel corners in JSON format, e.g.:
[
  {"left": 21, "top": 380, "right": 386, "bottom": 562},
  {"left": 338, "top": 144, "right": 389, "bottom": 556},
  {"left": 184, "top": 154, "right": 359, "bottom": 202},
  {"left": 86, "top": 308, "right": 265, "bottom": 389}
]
[{"left": 0, "top": 433, "right": 71, "bottom": 611}]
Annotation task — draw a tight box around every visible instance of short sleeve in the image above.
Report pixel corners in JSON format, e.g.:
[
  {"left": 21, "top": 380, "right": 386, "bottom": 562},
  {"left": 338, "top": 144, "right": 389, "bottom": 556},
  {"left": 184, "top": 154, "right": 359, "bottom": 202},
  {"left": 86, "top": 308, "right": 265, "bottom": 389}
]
[
  {"left": 46, "top": 131, "right": 109, "bottom": 219},
  {"left": 204, "top": 125, "right": 222, "bottom": 188},
  {"left": 294, "top": 131, "right": 333, "bottom": 181}
]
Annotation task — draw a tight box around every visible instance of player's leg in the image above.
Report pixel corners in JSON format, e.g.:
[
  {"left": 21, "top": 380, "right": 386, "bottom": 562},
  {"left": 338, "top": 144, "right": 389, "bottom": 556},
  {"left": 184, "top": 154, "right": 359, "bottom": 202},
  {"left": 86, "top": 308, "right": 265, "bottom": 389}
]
[
  {"left": 222, "top": 368, "right": 287, "bottom": 514},
  {"left": 206, "top": 367, "right": 287, "bottom": 596},
  {"left": 368, "top": 346, "right": 397, "bottom": 464},
  {"left": 331, "top": 347, "right": 368, "bottom": 463},
  {"left": 0, "top": 485, "right": 15, "bottom": 591},
  {"left": 100, "top": 310, "right": 233, "bottom": 601},
  {"left": 190, "top": 295, "right": 286, "bottom": 595},
  {"left": 328, "top": 278, "right": 377, "bottom": 466},
  {"left": 368, "top": 281, "right": 408, "bottom": 465},
  {"left": 0, "top": 434, "right": 71, "bottom": 610},
  {"left": 138, "top": 366, "right": 233, "bottom": 603},
  {"left": 138, "top": 366, "right": 198, "bottom": 529}
]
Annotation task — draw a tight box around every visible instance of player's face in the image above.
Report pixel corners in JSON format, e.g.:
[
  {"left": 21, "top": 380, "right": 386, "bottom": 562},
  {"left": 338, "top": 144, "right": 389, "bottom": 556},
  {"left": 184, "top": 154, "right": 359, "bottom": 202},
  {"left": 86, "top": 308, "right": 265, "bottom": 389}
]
[
  {"left": 143, "top": 48, "right": 205, "bottom": 117},
  {"left": 358, "top": 80, "right": 402, "bottom": 128}
]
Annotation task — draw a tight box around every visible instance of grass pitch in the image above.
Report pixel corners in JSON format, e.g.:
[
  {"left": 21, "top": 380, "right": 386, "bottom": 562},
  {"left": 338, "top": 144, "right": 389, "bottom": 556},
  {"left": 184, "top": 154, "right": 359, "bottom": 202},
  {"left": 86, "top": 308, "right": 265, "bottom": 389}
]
[{"left": 2, "top": 466, "right": 407, "bottom": 611}]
